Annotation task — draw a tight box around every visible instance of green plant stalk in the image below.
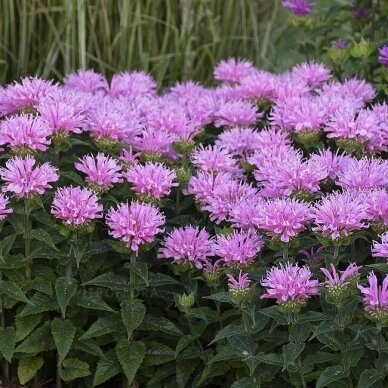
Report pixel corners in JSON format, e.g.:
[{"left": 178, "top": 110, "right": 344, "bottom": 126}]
[
  {"left": 375, "top": 323, "right": 385, "bottom": 387},
  {"left": 283, "top": 243, "right": 289, "bottom": 261},
  {"left": 333, "top": 242, "right": 340, "bottom": 265},
  {"left": 130, "top": 254, "right": 136, "bottom": 301},
  {"left": 24, "top": 200, "right": 32, "bottom": 281},
  {"left": 0, "top": 271, "right": 9, "bottom": 381},
  {"left": 241, "top": 307, "right": 255, "bottom": 356}
]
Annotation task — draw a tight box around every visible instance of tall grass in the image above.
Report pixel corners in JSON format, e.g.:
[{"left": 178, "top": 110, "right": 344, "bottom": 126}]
[{"left": 0, "top": 0, "right": 295, "bottom": 86}]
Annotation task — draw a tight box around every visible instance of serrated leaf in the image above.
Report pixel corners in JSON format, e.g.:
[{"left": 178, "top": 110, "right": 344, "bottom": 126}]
[
  {"left": 316, "top": 366, "right": 348, "bottom": 388},
  {"left": 77, "top": 292, "right": 116, "bottom": 312},
  {"left": 148, "top": 272, "right": 181, "bottom": 286},
  {"left": 15, "top": 314, "right": 42, "bottom": 342},
  {"left": 18, "top": 293, "right": 57, "bottom": 317},
  {"left": 60, "top": 358, "right": 90, "bottom": 382},
  {"left": 231, "top": 377, "right": 261, "bottom": 388},
  {"left": 0, "top": 234, "right": 16, "bottom": 262},
  {"left": 303, "top": 351, "right": 339, "bottom": 368},
  {"left": 357, "top": 369, "right": 384, "bottom": 388},
  {"left": 121, "top": 299, "right": 146, "bottom": 339},
  {"left": 80, "top": 316, "right": 122, "bottom": 340},
  {"left": 175, "top": 335, "right": 195, "bottom": 357},
  {"left": 16, "top": 322, "right": 54, "bottom": 353},
  {"left": 51, "top": 318, "right": 76, "bottom": 364},
  {"left": 0, "top": 254, "right": 29, "bottom": 269},
  {"left": 31, "top": 229, "right": 59, "bottom": 251},
  {"left": 0, "top": 280, "right": 32, "bottom": 304},
  {"left": 198, "top": 360, "right": 230, "bottom": 385},
  {"left": 260, "top": 306, "right": 288, "bottom": 325},
  {"left": 18, "top": 356, "right": 44, "bottom": 385},
  {"left": 61, "top": 171, "right": 85, "bottom": 186},
  {"left": 83, "top": 272, "right": 127, "bottom": 290},
  {"left": 55, "top": 277, "right": 78, "bottom": 318},
  {"left": 210, "top": 324, "right": 244, "bottom": 345},
  {"left": 176, "top": 359, "right": 198, "bottom": 388},
  {"left": 204, "top": 292, "right": 230, "bottom": 303},
  {"left": 73, "top": 339, "right": 104, "bottom": 359},
  {"left": 116, "top": 340, "right": 146, "bottom": 384},
  {"left": 143, "top": 341, "right": 175, "bottom": 366},
  {"left": 131, "top": 261, "right": 148, "bottom": 286},
  {"left": 0, "top": 326, "right": 16, "bottom": 361},
  {"left": 141, "top": 315, "right": 182, "bottom": 336},
  {"left": 282, "top": 342, "right": 305, "bottom": 371},
  {"left": 30, "top": 276, "right": 53, "bottom": 295},
  {"left": 93, "top": 352, "right": 121, "bottom": 386}
]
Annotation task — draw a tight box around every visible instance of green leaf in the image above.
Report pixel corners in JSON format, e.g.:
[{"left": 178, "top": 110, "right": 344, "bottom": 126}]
[
  {"left": 0, "top": 280, "right": 32, "bottom": 304},
  {"left": 141, "top": 315, "right": 182, "bottom": 336},
  {"left": 15, "top": 314, "right": 42, "bottom": 342},
  {"left": 210, "top": 324, "right": 244, "bottom": 344},
  {"left": 0, "top": 326, "right": 16, "bottom": 361},
  {"left": 55, "top": 277, "right": 78, "bottom": 318},
  {"left": 260, "top": 306, "right": 288, "bottom": 325},
  {"left": 60, "top": 358, "right": 90, "bottom": 382},
  {"left": 231, "top": 377, "right": 261, "bottom": 388},
  {"left": 0, "top": 254, "right": 29, "bottom": 269},
  {"left": 116, "top": 340, "right": 146, "bottom": 385},
  {"left": 175, "top": 335, "right": 195, "bottom": 357},
  {"left": 143, "top": 341, "right": 175, "bottom": 366},
  {"left": 0, "top": 234, "right": 16, "bottom": 262},
  {"left": 77, "top": 292, "right": 116, "bottom": 312},
  {"left": 80, "top": 316, "right": 122, "bottom": 340},
  {"left": 31, "top": 229, "right": 59, "bottom": 251},
  {"left": 18, "top": 293, "right": 56, "bottom": 317},
  {"left": 51, "top": 318, "right": 76, "bottom": 364},
  {"left": 121, "top": 299, "right": 146, "bottom": 338},
  {"left": 83, "top": 272, "right": 127, "bottom": 290},
  {"left": 282, "top": 342, "right": 305, "bottom": 371},
  {"left": 176, "top": 359, "right": 198, "bottom": 388},
  {"left": 198, "top": 361, "right": 230, "bottom": 385},
  {"left": 61, "top": 171, "right": 85, "bottom": 186},
  {"left": 303, "top": 351, "right": 339, "bottom": 368},
  {"left": 73, "top": 339, "right": 104, "bottom": 359},
  {"left": 204, "top": 292, "right": 230, "bottom": 303},
  {"left": 148, "top": 272, "right": 181, "bottom": 286},
  {"left": 18, "top": 356, "right": 44, "bottom": 385},
  {"left": 93, "top": 352, "right": 121, "bottom": 386},
  {"left": 357, "top": 369, "right": 384, "bottom": 388},
  {"left": 131, "top": 261, "right": 148, "bottom": 286},
  {"left": 316, "top": 366, "right": 349, "bottom": 388},
  {"left": 16, "top": 322, "right": 55, "bottom": 353}
]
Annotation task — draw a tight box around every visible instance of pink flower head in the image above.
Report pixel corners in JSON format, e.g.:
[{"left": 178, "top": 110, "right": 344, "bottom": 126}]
[
  {"left": 0, "top": 77, "right": 57, "bottom": 116},
  {"left": 106, "top": 201, "right": 165, "bottom": 254},
  {"left": 0, "top": 194, "right": 13, "bottom": 221},
  {"left": 368, "top": 103, "right": 388, "bottom": 153},
  {"left": 64, "top": 69, "right": 108, "bottom": 94},
  {"left": 372, "top": 233, "right": 388, "bottom": 260},
  {"left": 168, "top": 81, "right": 206, "bottom": 100},
  {"left": 358, "top": 273, "right": 388, "bottom": 321},
  {"left": 227, "top": 270, "right": 251, "bottom": 293},
  {"left": 158, "top": 226, "right": 214, "bottom": 268},
  {"left": 378, "top": 45, "right": 388, "bottom": 67},
  {"left": 214, "top": 58, "right": 254, "bottom": 84},
  {"left": 321, "top": 263, "right": 361, "bottom": 289},
  {"left": 124, "top": 162, "right": 177, "bottom": 199},
  {"left": 0, "top": 114, "right": 52, "bottom": 153},
  {"left": 282, "top": 0, "right": 314, "bottom": 16},
  {"left": 312, "top": 192, "right": 369, "bottom": 241},
  {"left": 109, "top": 71, "right": 156, "bottom": 98},
  {"left": 309, "top": 149, "right": 352, "bottom": 181},
  {"left": 51, "top": 186, "right": 103, "bottom": 227},
  {"left": 292, "top": 62, "right": 331, "bottom": 87},
  {"left": 239, "top": 71, "right": 276, "bottom": 101},
  {"left": 299, "top": 246, "right": 325, "bottom": 265},
  {"left": 230, "top": 200, "right": 264, "bottom": 230},
  {"left": 214, "top": 229, "right": 263, "bottom": 268},
  {"left": 254, "top": 127, "right": 291, "bottom": 149},
  {"left": 362, "top": 189, "right": 388, "bottom": 227},
  {"left": 336, "top": 158, "right": 388, "bottom": 190},
  {"left": 0, "top": 156, "right": 59, "bottom": 198},
  {"left": 261, "top": 263, "right": 319, "bottom": 306},
  {"left": 214, "top": 100, "right": 261, "bottom": 128},
  {"left": 256, "top": 198, "right": 312, "bottom": 243},
  {"left": 119, "top": 147, "right": 141, "bottom": 167},
  {"left": 191, "top": 145, "right": 244, "bottom": 179},
  {"left": 75, "top": 153, "right": 123, "bottom": 191},
  {"left": 341, "top": 79, "right": 376, "bottom": 104},
  {"left": 273, "top": 73, "right": 310, "bottom": 102}
]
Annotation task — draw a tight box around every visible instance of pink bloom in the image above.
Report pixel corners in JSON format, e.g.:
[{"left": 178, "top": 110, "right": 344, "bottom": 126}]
[
  {"left": 239, "top": 71, "right": 276, "bottom": 101},
  {"left": 214, "top": 230, "right": 263, "bottom": 268},
  {"left": 230, "top": 200, "right": 264, "bottom": 230},
  {"left": 362, "top": 189, "right": 388, "bottom": 227},
  {"left": 214, "top": 100, "right": 261, "bottom": 128},
  {"left": 291, "top": 62, "right": 331, "bottom": 86},
  {"left": 358, "top": 273, "right": 388, "bottom": 318},
  {"left": 299, "top": 246, "right": 325, "bottom": 265},
  {"left": 368, "top": 103, "right": 388, "bottom": 153},
  {"left": 309, "top": 149, "right": 352, "bottom": 180},
  {"left": 191, "top": 145, "right": 244, "bottom": 179},
  {"left": 372, "top": 233, "right": 388, "bottom": 259},
  {"left": 0, "top": 156, "right": 59, "bottom": 198},
  {"left": 312, "top": 192, "right": 369, "bottom": 240},
  {"left": 378, "top": 45, "right": 388, "bottom": 67},
  {"left": 273, "top": 73, "right": 310, "bottom": 102},
  {"left": 168, "top": 81, "right": 206, "bottom": 100},
  {"left": 214, "top": 58, "right": 254, "bottom": 84},
  {"left": 109, "top": 71, "right": 156, "bottom": 98},
  {"left": 0, "top": 194, "right": 13, "bottom": 221},
  {"left": 336, "top": 158, "right": 388, "bottom": 190},
  {"left": 0, "top": 114, "right": 52, "bottom": 153},
  {"left": 106, "top": 201, "right": 165, "bottom": 254},
  {"left": 321, "top": 263, "right": 361, "bottom": 288},
  {"left": 158, "top": 226, "right": 214, "bottom": 268},
  {"left": 51, "top": 186, "right": 103, "bottom": 226},
  {"left": 282, "top": 0, "right": 314, "bottom": 16},
  {"left": 0, "top": 77, "right": 57, "bottom": 116},
  {"left": 227, "top": 270, "right": 251, "bottom": 293},
  {"left": 261, "top": 263, "right": 319, "bottom": 304},
  {"left": 75, "top": 153, "right": 123, "bottom": 191},
  {"left": 253, "top": 128, "right": 291, "bottom": 149},
  {"left": 256, "top": 198, "right": 312, "bottom": 243},
  {"left": 341, "top": 79, "right": 376, "bottom": 104},
  {"left": 64, "top": 69, "right": 108, "bottom": 93},
  {"left": 124, "top": 162, "right": 177, "bottom": 199},
  {"left": 119, "top": 147, "right": 141, "bottom": 166}
]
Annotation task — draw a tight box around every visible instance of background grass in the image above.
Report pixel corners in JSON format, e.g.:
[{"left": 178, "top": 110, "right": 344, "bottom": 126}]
[{"left": 0, "top": 0, "right": 305, "bottom": 86}]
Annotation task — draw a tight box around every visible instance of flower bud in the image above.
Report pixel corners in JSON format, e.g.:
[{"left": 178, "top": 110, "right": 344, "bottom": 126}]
[
  {"left": 177, "top": 292, "right": 195, "bottom": 313},
  {"left": 294, "top": 131, "right": 321, "bottom": 150},
  {"left": 350, "top": 38, "right": 373, "bottom": 58}
]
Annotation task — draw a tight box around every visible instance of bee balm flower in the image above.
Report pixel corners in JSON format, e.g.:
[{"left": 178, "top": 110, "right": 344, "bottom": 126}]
[
  {"left": 0, "top": 194, "right": 13, "bottom": 221},
  {"left": 372, "top": 233, "right": 388, "bottom": 261}
]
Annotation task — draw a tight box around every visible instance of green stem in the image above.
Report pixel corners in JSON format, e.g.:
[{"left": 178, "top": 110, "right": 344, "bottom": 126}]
[
  {"left": 333, "top": 242, "right": 340, "bottom": 265},
  {"left": 376, "top": 323, "right": 385, "bottom": 387},
  {"left": 130, "top": 254, "right": 136, "bottom": 301},
  {"left": 241, "top": 307, "right": 255, "bottom": 356},
  {"left": 0, "top": 272, "right": 9, "bottom": 381},
  {"left": 24, "top": 200, "right": 32, "bottom": 281},
  {"left": 175, "top": 188, "right": 180, "bottom": 216},
  {"left": 282, "top": 243, "right": 289, "bottom": 261},
  {"left": 289, "top": 314, "right": 307, "bottom": 388}
]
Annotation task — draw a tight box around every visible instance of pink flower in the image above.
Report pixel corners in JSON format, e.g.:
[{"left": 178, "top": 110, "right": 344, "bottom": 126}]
[
  {"left": 0, "top": 77, "right": 57, "bottom": 116},
  {"left": 214, "top": 100, "right": 261, "bottom": 128},
  {"left": 336, "top": 158, "right": 388, "bottom": 190},
  {"left": 214, "top": 58, "right": 254, "bottom": 84},
  {"left": 362, "top": 189, "right": 388, "bottom": 227},
  {"left": 309, "top": 149, "right": 352, "bottom": 180},
  {"left": 0, "top": 194, "right": 13, "bottom": 221},
  {"left": 282, "top": 0, "right": 314, "bottom": 16},
  {"left": 106, "top": 201, "right": 165, "bottom": 254},
  {"left": 372, "top": 233, "right": 388, "bottom": 259},
  {"left": 321, "top": 263, "right": 361, "bottom": 288},
  {"left": 261, "top": 263, "right": 319, "bottom": 305},
  {"left": 214, "top": 230, "right": 263, "bottom": 268},
  {"left": 124, "top": 162, "right": 177, "bottom": 199},
  {"left": 239, "top": 71, "right": 276, "bottom": 101},
  {"left": 291, "top": 61, "right": 331, "bottom": 86},
  {"left": 75, "top": 153, "right": 123, "bottom": 191},
  {"left": 312, "top": 192, "right": 369, "bottom": 241},
  {"left": 256, "top": 198, "right": 312, "bottom": 243},
  {"left": 119, "top": 147, "right": 141, "bottom": 167},
  {"left": 109, "top": 71, "right": 156, "bottom": 98},
  {"left": 158, "top": 226, "right": 214, "bottom": 268},
  {"left": 341, "top": 79, "right": 376, "bottom": 104},
  {"left": 51, "top": 186, "right": 103, "bottom": 226},
  {"left": 230, "top": 200, "right": 264, "bottom": 230},
  {"left": 191, "top": 145, "right": 244, "bottom": 179},
  {"left": 64, "top": 69, "right": 108, "bottom": 93},
  {"left": 227, "top": 270, "right": 251, "bottom": 293},
  {"left": 0, "top": 114, "right": 52, "bottom": 153},
  {"left": 0, "top": 156, "right": 59, "bottom": 198},
  {"left": 358, "top": 273, "right": 388, "bottom": 321},
  {"left": 368, "top": 103, "right": 388, "bottom": 153},
  {"left": 253, "top": 128, "right": 291, "bottom": 149}
]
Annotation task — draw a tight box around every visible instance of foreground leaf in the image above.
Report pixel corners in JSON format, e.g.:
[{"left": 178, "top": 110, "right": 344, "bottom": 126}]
[
  {"left": 55, "top": 277, "right": 78, "bottom": 318},
  {"left": 357, "top": 369, "right": 384, "bottom": 388},
  {"left": 51, "top": 318, "right": 76, "bottom": 364},
  {"left": 121, "top": 299, "right": 146, "bottom": 338},
  {"left": 93, "top": 351, "right": 121, "bottom": 386},
  {"left": 0, "top": 326, "right": 16, "bottom": 361},
  {"left": 18, "top": 356, "right": 44, "bottom": 385},
  {"left": 60, "top": 358, "right": 90, "bottom": 382},
  {"left": 116, "top": 340, "right": 146, "bottom": 384},
  {"left": 316, "top": 365, "right": 348, "bottom": 388}
]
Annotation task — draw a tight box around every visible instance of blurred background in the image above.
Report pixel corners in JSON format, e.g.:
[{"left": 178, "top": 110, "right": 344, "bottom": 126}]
[{"left": 0, "top": 0, "right": 385, "bottom": 86}]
